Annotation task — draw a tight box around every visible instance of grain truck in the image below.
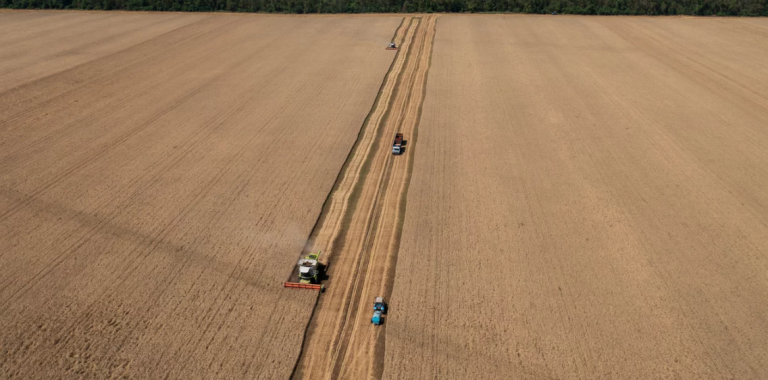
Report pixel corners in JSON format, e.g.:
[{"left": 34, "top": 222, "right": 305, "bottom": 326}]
[{"left": 392, "top": 133, "right": 403, "bottom": 155}]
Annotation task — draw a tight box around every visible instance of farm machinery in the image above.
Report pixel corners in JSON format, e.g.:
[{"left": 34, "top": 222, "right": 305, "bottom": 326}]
[
  {"left": 284, "top": 252, "right": 324, "bottom": 291},
  {"left": 386, "top": 42, "right": 398, "bottom": 50},
  {"left": 371, "top": 296, "right": 387, "bottom": 325},
  {"left": 392, "top": 133, "right": 403, "bottom": 155}
]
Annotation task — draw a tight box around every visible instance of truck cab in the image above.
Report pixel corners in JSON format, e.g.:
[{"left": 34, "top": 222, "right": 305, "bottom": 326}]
[{"left": 374, "top": 296, "right": 387, "bottom": 313}]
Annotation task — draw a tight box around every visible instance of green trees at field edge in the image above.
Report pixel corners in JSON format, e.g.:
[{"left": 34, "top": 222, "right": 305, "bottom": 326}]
[{"left": 1, "top": 0, "right": 766, "bottom": 16}]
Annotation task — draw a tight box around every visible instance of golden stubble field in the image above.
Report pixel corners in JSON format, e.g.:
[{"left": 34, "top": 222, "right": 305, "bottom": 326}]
[
  {"left": 0, "top": 11, "right": 400, "bottom": 379},
  {"left": 3, "top": 10, "right": 768, "bottom": 380},
  {"left": 385, "top": 15, "right": 768, "bottom": 379}
]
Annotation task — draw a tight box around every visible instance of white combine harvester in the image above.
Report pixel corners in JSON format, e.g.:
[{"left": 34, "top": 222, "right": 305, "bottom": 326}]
[{"left": 284, "top": 252, "right": 324, "bottom": 291}]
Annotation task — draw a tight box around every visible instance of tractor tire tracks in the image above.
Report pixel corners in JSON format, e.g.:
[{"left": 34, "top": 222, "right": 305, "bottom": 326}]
[{"left": 290, "top": 15, "right": 438, "bottom": 380}]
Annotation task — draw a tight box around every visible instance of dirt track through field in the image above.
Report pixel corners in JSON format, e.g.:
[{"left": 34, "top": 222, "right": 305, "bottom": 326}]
[
  {"left": 292, "top": 14, "right": 437, "bottom": 380},
  {"left": 0, "top": 11, "right": 400, "bottom": 379},
  {"left": 385, "top": 15, "right": 768, "bottom": 380}
]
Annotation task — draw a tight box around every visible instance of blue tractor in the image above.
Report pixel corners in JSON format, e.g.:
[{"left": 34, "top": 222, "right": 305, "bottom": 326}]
[{"left": 371, "top": 296, "right": 387, "bottom": 325}]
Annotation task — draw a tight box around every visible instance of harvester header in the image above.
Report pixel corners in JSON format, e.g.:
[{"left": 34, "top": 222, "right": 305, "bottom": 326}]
[{"left": 283, "top": 282, "right": 324, "bottom": 291}]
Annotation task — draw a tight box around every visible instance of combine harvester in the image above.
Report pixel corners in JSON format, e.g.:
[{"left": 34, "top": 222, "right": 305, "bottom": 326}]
[
  {"left": 284, "top": 252, "right": 324, "bottom": 291},
  {"left": 386, "top": 42, "right": 398, "bottom": 50}
]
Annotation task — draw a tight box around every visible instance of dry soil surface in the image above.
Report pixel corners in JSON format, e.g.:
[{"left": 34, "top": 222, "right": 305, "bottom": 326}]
[
  {"left": 385, "top": 15, "right": 768, "bottom": 380},
  {"left": 0, "top": 11, "right": 207, "bottom": 93},
  {"left": 0, "top": 11, "right": 400, "bottom": 379}
]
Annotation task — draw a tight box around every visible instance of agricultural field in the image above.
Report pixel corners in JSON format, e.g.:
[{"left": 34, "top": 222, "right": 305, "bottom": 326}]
[
  {"left": 3, "top": 9, "right": 768, "bottom": 380},
  {"left": 386, "top": 15, "right": 768, "bottom": 379},
  {"left": 0, "top": 11, "right": 400, "bottom": 379}
]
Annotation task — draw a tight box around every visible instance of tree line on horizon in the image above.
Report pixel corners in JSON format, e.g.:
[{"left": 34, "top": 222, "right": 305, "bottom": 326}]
[{"left": 2, "top": 0, "right": 766, "bottom": 16}]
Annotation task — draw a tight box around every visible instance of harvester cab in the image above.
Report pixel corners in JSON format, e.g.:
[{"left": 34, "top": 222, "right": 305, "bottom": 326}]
[
  {"left": 386, "top": 42, "right": 398, "bottom": 50},
  {"left": 297, "top": 252, "right": 321, "bottom": 284}
]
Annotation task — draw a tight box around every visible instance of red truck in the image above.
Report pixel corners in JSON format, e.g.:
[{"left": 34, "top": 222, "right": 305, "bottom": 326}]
[{"left": 392, "top": 133, "right": 403, "bottom": 155}]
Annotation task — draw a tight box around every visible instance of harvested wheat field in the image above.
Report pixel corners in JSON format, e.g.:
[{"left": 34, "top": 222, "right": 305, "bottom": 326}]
[
  {"left": 385, "top": 15, "right": 768, "bottom": 380},
  {"left": 4, "top": 9, "right": 768, "bottom": 380},
  {"left": 0, "top": 11, "right": 401, "bottom": 379}
]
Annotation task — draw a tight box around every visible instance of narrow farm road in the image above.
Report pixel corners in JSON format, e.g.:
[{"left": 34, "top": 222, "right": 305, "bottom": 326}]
[{"left": 291, "top": 14, "right": 438, "bottom": 380}]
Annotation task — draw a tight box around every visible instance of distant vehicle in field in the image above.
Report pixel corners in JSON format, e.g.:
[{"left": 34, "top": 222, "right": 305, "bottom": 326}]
[
  {"left": 372, "top": 296, "right": 387, "bottom": 325},
  {"left": 392, "top": 133, "right": 403, "bottom": 155},
  {"left": 387, "top": 42, "right": 398, "bottom": 50}
]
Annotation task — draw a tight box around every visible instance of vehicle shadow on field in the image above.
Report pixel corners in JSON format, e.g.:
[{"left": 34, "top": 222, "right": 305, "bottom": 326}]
[
  {"left": 398, "top": 140, "right": 408, "bottom": 155},
  {"left": 319, "top": 262, "right": 330, "bottom": 282}
]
